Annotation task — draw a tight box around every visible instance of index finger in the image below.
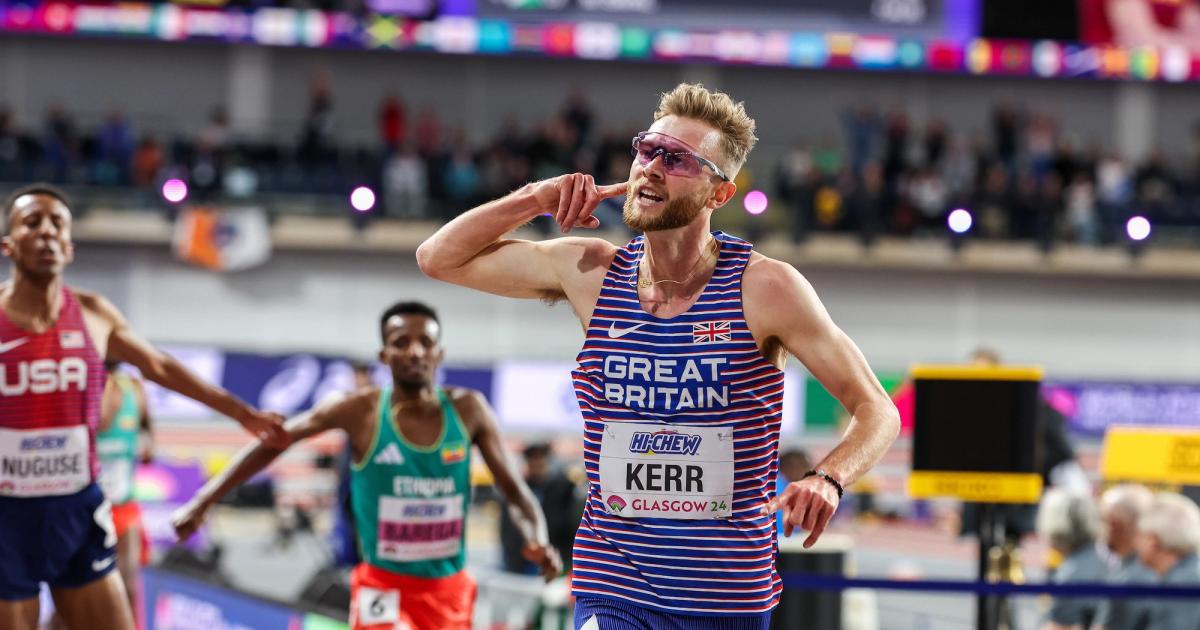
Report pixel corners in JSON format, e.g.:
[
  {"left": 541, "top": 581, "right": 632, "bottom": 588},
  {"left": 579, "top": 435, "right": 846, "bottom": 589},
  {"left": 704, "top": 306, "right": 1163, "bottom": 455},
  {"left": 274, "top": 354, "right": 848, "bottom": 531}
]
[
  {"left": 597, "top": 181, "right": 629, "bottom": 198},
  {"left": 803, "top": 504, "right": 832, "bottom": 549}
]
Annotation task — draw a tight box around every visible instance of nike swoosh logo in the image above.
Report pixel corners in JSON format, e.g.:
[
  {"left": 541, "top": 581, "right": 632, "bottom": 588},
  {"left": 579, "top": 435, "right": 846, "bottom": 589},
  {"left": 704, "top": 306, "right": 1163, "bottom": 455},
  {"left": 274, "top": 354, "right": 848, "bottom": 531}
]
[
  {"left": 0, "top": 337, "right": 29, "bottom": 354},
  {"left": 91, "top": 556, "right": 115, "bottom": 572},
  {"left": 607, "top": 323, "right": 647, "bottom": 339}
]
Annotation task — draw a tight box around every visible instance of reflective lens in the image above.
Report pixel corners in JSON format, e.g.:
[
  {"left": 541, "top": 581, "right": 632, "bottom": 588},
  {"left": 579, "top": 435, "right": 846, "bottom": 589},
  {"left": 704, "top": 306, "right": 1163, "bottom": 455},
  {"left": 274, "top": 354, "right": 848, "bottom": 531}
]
[{"left": 631, "top": 135, "right": 704, "bottom": 177}]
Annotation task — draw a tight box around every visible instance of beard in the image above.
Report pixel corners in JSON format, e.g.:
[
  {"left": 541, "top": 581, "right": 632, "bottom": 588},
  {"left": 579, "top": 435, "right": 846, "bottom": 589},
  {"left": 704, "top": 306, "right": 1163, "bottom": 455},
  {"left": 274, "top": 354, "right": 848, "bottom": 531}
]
[{"left": 623, "top": 186, "right": 709, "bottom": 232}]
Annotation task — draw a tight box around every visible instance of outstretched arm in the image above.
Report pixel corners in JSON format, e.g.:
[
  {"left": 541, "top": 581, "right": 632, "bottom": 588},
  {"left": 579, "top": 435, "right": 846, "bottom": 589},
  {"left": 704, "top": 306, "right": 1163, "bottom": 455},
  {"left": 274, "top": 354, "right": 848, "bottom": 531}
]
[
  {"left": 172, "top": 392, "right": 372, "bottom": 540},
  {"left": 749, "top": 259, "right": 900, "bottom": 547},
  {"left": 416, "top": 173, "right": 626, "bottom": 299},
  {"left": 461, "top": 391, "right": 562, "bottom": 580},
  {"left": 82, "top": 292, "right": 288, "bottom": 448}
]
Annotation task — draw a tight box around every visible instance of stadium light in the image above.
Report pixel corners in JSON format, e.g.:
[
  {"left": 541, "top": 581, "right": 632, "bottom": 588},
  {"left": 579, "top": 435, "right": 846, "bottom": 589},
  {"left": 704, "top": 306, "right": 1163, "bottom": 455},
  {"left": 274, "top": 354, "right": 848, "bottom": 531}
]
[
  {"left": 1125, "top": 215, "right": 1151, "bottom": 259},
  {"left": 162, "top": 178, "right": 188, "bottom": 204},
  {"left": 744, "top": 190, "right": 768, "bottom": 216},
  {"left": 947, "top": 208, "right": 972, "bottom": 252},
  {"left": 947, "top": 208, "right": 972, "bottom": 234},
  {"left": 350, "top": 186, "right": 376, "bottom": 213}
]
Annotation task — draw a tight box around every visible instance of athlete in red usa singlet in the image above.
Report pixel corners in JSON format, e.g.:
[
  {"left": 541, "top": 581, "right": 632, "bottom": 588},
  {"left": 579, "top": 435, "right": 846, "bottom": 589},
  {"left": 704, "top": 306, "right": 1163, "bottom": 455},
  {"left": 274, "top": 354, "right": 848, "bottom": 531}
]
[{"left": 0, "top": 184, "right": 288, "bottom": 630}]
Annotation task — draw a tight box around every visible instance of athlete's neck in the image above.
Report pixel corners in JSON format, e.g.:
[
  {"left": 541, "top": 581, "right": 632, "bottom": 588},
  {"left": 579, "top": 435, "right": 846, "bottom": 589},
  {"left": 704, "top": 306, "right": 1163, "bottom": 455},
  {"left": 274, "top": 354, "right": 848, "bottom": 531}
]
[
  {"left": 390, "top": 382, "right": 438, "bottom": 406},
  {"left": 643, "top": 219, "right": 715, "bottom": 298},
  {"left": 640, "top": 221, "right": 716, "bottom": 290},
  {"left": 1, "top": 270, "right": 63, "bottom": 326}
]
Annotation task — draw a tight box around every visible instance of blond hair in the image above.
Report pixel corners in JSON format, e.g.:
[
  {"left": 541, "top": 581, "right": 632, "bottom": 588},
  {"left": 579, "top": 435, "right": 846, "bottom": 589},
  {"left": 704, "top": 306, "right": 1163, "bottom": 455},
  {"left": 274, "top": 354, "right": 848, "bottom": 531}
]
[{"left": 654, "top": 83, "right": 757, "bottom": 175}]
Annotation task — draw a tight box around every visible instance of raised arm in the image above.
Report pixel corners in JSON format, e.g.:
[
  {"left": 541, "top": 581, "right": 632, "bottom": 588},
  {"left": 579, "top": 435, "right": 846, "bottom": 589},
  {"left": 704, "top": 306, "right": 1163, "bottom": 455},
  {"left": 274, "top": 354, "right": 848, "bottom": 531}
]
[
  {"left": 458, "top": 390, "right": 562, "bottom": 580},
  {"left": 749, "top": 258, "right": 900, "bottom": 546},
  {"left": 80, "top": 292, "right": 287, "bottom": 448},
  {"left": 416, "top": 173, "right": 626, "bottom": 299},
  {"left": 171, "top": 391, "right": 372, "bottom": 540}
]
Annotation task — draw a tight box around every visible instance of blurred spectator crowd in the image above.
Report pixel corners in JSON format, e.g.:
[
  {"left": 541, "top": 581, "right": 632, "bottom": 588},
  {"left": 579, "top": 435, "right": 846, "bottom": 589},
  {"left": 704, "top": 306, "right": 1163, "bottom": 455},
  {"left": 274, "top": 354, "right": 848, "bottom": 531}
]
[
  {"left": 780, "top": 104, "right": 1200, "bottom": 249},
  {"left": 1036, "top": 485, "right": 1200, "bottom": 630},
  {"left": 3, "top": 86, "right": 1200, "bottom": 248}
]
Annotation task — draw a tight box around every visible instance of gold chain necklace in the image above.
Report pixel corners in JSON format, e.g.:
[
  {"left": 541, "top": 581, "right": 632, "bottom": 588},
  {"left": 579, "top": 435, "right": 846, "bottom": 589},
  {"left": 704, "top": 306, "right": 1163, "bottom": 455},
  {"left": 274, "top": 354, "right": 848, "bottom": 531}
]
[{"left": 636, "top": 238, "right": 719, "bottom": 289}]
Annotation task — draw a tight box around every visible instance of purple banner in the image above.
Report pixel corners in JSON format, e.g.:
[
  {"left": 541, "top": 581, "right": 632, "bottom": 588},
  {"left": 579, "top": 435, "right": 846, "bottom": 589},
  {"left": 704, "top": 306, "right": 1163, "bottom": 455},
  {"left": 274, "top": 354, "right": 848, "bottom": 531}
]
[
  {"left": 1045, "top": 381, "right": 1200, "bottom": 437},
  {"left": 143, "top": 568, "right": 300, "bottom": 630},
  {"left": 142, "top": 345, "right": 490, "bottom": 422},
  {"left": 135, "top": 460, "right": 210, "bottom": 552}
]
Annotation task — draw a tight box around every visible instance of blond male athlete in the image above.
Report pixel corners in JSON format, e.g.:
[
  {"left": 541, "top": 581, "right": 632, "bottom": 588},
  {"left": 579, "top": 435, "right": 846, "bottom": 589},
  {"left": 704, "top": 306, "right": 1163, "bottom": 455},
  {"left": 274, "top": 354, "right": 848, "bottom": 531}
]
[{"left": 417, "top": 84, "right": 900, "bottom": 629}]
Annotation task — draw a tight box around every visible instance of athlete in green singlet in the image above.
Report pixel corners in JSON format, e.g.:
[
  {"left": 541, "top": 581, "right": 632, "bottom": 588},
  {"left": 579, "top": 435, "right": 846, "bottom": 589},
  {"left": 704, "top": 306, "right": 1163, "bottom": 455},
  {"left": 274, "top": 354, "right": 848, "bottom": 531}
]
[
  {"left": 171, "top": 301, "right": 561, "bottom": 630},
  {"left": 96, "top": 363, "right": 153, "bottom": 619}
]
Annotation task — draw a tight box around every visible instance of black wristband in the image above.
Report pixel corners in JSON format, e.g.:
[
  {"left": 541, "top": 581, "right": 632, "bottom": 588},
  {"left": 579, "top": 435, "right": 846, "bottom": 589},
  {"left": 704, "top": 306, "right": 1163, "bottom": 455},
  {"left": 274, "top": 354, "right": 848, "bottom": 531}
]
[{"left": 802, "top": 469, "right": 844, "bottom": 499}]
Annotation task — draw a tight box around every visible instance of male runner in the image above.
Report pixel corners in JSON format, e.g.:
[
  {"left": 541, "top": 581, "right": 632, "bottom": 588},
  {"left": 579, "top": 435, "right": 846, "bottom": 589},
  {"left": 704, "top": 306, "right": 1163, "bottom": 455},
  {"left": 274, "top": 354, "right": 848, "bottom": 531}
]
[
  {"left": 417, "top": 84, "right": 901, "bottom": 628},
  {"left": 172, "top": 301, "right": 562, "bottom": 630},
  {"left": 0, "top": 183, "right": 287, "bottom": 630},
  {"left": 96, "top": 362, "right": 154, "bottom": 620}
]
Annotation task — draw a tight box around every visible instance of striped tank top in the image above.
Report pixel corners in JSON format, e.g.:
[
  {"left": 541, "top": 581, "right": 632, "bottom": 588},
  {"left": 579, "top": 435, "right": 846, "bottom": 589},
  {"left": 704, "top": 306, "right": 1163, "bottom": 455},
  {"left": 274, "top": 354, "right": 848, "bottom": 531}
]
[{"left": 570, "top": 232, "right": 785, "bottom": 615}]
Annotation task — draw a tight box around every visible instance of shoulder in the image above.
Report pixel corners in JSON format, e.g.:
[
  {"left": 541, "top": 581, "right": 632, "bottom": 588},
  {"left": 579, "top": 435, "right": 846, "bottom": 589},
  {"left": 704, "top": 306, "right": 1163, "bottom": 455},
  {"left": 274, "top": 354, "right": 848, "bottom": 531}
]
[
  {"left": 1060, "top": 548, "right": 1107, "bottom": 581},
  {"left": 743, "top": 252, "right": 804, "bottom": 288},
  {"left": 444, "top": 386, "right": 491, "bottom": 414},
  {"left": 1121, "top": 562, "right": 1158, "bottom": 583},
  {"left": 443, "top": 386, "right": 497, "bottom": 436},
  {"left": 742, "top": 253, "right": 820, "bottom": 314},
  {"left": 1165, "top": 556, "right": 1200, "bottom": 583},
  {"left": 317, "top": 386, "right": 381, "bottom": 422},
  {"left": 72, "top": 288, "right": 124, "bottom": 323}
]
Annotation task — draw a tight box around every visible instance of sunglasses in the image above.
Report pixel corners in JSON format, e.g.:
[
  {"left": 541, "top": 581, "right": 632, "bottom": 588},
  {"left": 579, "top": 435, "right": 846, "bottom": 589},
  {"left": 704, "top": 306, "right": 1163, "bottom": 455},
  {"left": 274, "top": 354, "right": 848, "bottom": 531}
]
[{"left": 630, "top": 131, "right": 730, "bottom": 182}]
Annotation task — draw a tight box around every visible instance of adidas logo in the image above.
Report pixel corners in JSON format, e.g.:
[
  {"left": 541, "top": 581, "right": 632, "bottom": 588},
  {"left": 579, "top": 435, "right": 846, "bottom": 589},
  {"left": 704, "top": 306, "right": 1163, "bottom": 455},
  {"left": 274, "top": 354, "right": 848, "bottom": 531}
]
[{"left": 373, "top": 443, "right": 405, "bottom": 466}]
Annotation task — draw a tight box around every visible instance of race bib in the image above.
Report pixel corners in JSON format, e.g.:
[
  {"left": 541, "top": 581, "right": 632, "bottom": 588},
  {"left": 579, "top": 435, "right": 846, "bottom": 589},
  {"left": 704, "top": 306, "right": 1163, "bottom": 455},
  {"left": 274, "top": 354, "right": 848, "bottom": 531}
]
[
  {"left": 376, "top": 495, "right": 464, "bottom": 562},
  {"left": 355, "top": 586, "right": 400, "bottom": 626},
  {"left": 598, "top": 422, "right": 734, "bottom": 519},
  {"left": 0, "top": 426, "right": 90, "bottom": 497},
  {"left": 97, "top": 458, "right": 132, "bottom": 504}
]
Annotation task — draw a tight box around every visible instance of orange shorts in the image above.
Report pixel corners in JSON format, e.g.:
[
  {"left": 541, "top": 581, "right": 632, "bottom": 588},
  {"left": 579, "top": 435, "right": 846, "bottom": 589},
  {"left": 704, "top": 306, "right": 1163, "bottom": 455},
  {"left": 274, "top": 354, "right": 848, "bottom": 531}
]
[
  {"left": 349, "top": 563, "right": 476, "bottom": 630},
  {"left": 111, "top": 501, "right": 150, "bottom": 566}
]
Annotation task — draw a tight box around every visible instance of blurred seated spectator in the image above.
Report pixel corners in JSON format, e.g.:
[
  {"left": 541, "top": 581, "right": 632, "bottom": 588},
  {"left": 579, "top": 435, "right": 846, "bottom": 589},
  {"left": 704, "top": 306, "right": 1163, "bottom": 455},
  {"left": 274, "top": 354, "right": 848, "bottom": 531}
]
[
  {"left": 132, "top": 136, "right": 164, "bottom": 190},
  {"left": 1135, "top": 492, "right": 1200, "bottom": 630},
  {"left": 1094, "top": 483, "right": 1157, "bottom": 630},
  {"left": 383, "top": 142, "right": 427, "bottom": 218},
  {"left": 379, "top": 93, "right": 406, "bottom": 151},
  {"left": 1037, "top": 488, "right": 1105, "bottom": 630}
]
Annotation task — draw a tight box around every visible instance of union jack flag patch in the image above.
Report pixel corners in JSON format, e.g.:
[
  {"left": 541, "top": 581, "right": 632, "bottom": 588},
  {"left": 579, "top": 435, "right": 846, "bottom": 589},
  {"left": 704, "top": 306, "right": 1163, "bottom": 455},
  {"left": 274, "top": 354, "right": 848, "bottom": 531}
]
[{"left": 692, "top": 321, "right": 732, "bottom": 343}]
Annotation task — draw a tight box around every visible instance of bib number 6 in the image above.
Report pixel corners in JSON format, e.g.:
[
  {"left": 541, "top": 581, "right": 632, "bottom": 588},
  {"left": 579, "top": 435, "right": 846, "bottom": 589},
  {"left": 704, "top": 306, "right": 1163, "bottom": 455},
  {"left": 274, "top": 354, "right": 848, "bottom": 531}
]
[{"left": 356, "top": 586, "right": 400, "bottom": 625}]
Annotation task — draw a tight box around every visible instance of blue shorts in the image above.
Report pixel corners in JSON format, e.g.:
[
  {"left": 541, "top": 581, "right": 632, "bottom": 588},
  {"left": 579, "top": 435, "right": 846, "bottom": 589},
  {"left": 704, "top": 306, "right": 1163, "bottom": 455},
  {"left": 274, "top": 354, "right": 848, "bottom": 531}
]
[
  {"left": 574, "top": 596, "right": 772, "bottom": 630},
  {"left": 0, "top": 483, "right": 118, "bottom": 600}
]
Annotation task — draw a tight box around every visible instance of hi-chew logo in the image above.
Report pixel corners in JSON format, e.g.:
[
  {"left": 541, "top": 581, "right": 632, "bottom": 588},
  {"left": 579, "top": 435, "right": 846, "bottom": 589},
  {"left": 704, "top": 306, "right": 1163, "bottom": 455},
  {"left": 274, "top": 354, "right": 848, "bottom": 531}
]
[
  {"left": 20, "top": 436, "right": 68, "bottom": 451},
  {"left": 628, "top": 430, "right": 701, "bottom": 456}
]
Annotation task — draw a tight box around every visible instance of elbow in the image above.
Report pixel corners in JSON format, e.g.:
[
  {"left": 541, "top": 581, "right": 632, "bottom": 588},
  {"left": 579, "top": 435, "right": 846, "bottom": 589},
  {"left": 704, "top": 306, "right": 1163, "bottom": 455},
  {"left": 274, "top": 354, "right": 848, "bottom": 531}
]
[
  {"left": 881, "top": 399, "right": 902, "bottom": 444},
  {"left": 415, "top": 238, "right": 445, "bottom": 280},
  {"left": 140, "top": 355, "right": 173, "bottom": 385}
]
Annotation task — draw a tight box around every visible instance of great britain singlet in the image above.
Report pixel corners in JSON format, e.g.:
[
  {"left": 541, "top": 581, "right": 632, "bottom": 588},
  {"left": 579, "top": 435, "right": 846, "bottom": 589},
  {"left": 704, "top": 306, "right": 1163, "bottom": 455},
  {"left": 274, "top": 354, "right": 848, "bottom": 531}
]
[
  {"left": 571, "top": 232, "right": 785, "bottom": 615},
  {"left": 0, "top": 288, "right": 105, "bottom": 497}
]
